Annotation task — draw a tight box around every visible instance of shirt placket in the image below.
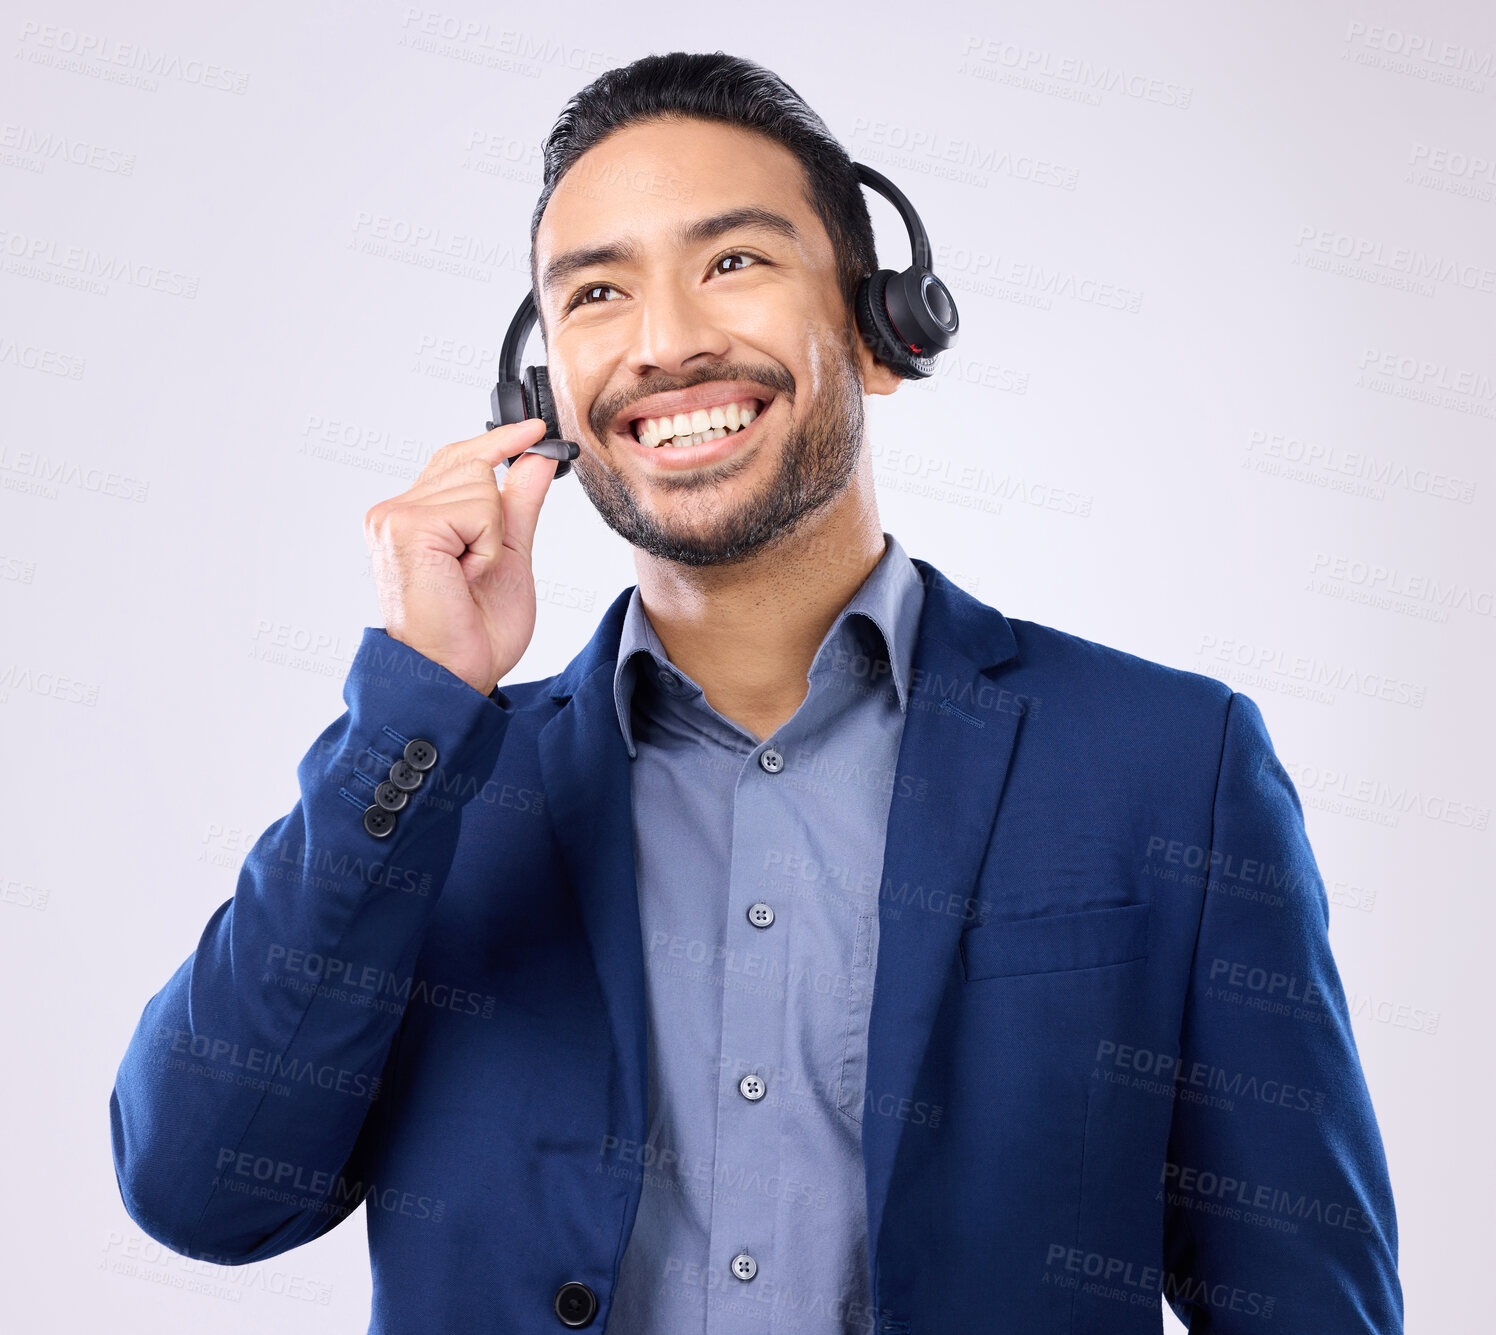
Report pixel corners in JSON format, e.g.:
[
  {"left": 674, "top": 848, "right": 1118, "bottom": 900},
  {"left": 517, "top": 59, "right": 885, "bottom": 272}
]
[
  {"left": 708, "top": 673, "right": 866, "bottom": 1333},
  {"left": 704, "top": 712, "right": 795, "bottom": 1333}
]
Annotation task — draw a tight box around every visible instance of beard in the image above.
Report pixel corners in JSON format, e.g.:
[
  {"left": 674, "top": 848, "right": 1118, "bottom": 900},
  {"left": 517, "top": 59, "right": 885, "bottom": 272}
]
[{"left": 573, "top": 334, "right": 867, "bottom": 568}]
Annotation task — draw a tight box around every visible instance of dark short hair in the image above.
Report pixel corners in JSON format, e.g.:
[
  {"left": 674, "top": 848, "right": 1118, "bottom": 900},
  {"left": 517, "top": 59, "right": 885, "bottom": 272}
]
[{"left": 529, "top": 51, "right": 877, "bottom": 338}]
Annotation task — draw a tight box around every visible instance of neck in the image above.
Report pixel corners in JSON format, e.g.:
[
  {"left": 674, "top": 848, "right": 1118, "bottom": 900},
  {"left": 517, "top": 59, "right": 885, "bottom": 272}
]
[{"left": 632, "top": 476, "right": 886, "bottom": 743}]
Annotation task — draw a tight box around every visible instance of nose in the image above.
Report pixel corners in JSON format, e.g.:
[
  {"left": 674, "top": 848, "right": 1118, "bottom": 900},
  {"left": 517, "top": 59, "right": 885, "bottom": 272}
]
[{"left": 625, "top": 277, "right": 730, "bottom": 378}]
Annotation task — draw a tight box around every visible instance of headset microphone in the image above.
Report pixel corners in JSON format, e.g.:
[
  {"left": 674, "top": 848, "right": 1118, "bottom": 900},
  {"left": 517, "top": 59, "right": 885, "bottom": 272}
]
[
  {"left": 487, "top": 159, "right": 958, "bottom": 475},
  {"left": 487, "top": 293, "right": 581, "bottom": 478}
]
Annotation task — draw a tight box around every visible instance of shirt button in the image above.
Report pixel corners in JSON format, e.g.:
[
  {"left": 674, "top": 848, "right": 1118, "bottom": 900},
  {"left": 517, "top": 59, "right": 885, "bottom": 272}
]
[
  {"left": 730, "top": 1251, "right": 758, "bottom": 1281},
  {"left": 738, "top": 1073, "right": 766, "bottom": 1101},
  {"left": 746, "top": 901, "right": 775, "bottom": 929},
  {"left": 656, "top": 667, "right": 681, "bottom": 693},
  {"left": 758, "top": 747, "right": 784, "bottom": 774}
]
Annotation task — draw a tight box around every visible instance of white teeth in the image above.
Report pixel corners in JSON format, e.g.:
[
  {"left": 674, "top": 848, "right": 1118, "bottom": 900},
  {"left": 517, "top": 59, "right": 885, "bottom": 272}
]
[
  {"left": 662, "top": 424, "right": 737, "bottom": 448},
  {"left": 629, "top": 397, "right": 763, "bottom": 446}
]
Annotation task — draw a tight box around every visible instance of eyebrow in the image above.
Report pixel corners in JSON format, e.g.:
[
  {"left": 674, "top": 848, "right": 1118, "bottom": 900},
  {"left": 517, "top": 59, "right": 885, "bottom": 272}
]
[{"left": 539, "top": 206, "right": 801, "bottom": 296}]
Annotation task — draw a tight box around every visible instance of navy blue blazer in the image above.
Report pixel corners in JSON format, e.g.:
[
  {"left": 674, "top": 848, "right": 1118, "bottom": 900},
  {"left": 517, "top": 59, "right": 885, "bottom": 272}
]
[{"left": 110, "top": 558, "right": 1402, "bottom": 1333}]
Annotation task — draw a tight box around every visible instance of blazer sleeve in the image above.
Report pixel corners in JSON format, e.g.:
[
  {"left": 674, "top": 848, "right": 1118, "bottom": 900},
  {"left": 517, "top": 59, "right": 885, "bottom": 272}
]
[
  {"left": 1160, "top": 691, "right": 1402, "bottom": 1331},
  {"left": 109, "top": 628, "right": 517, "bottom": 1264}
]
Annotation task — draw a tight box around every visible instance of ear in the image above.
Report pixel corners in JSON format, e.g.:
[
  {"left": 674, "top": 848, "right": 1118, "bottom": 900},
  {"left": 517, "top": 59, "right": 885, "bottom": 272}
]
[{"left": 849, "top": 313, "right": 903, "bottom": 399}]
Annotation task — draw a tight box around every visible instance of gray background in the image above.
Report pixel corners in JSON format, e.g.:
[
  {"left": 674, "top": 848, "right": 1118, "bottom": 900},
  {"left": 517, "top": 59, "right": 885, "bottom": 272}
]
[{"left": 2, "top": 1, "right": 1490, "bottom": 1329}]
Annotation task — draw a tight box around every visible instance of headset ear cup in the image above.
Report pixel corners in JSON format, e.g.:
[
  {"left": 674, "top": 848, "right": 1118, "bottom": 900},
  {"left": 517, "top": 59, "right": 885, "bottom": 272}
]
[
  {"left": 885, "top": 267, "right": 958, "bottom": 357},
  {"left": 855, "top": 270, "right": 935, "bottom": 380},
  {"left": 525, "top": 366, "right": 560, "bottom": 437},
  {"left": 523, "top": 365, "right": 572, "bottom": 478}
]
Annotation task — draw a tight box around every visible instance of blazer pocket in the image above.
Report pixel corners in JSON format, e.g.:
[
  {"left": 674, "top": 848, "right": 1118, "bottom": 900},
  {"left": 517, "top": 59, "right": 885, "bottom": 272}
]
[{"left": 960, "top": 902, "right": 1151, "bottom": 981}]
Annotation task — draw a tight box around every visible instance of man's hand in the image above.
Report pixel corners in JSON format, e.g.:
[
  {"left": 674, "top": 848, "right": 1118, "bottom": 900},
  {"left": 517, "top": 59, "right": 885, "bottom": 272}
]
[{"left": 364, "top": 418, "right": 561, "bottom": 696}]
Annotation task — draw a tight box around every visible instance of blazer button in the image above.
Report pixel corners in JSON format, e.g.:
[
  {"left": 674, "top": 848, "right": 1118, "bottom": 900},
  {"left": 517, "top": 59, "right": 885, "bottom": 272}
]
[
  {"left": 362, "top": 805, "right": 396, "bottom": 839},
  {"left": 403, "top": 738, "right": 438, "bottom": 771},
  {"left": 388, "top": 758, "right": 424, "bottom": 792},
  {"left": 552, "top": 1280, "right": 597, "bottom": 1327},
  {"left": 374, "top": 780, "right": 409, "bottom": 812}
]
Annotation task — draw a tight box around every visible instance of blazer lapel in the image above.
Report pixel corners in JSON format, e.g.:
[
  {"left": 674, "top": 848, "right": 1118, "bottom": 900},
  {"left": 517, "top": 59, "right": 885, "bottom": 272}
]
[
  {"left": 537, "top": 590, "right": 651, "bottom": 1148},
  {"left": 862, "top": 559, "right": 1024, "bottom": 1266}
]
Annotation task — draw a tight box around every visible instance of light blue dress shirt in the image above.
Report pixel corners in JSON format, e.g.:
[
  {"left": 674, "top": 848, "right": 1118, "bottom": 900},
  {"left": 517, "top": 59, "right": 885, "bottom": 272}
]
[{"left": 604, "top": 531, "right": 926, "bottom": 1335}]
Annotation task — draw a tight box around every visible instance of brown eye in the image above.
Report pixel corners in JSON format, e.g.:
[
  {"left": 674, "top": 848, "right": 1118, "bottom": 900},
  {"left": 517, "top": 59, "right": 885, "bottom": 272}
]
[{"left": 569, "top": 283, "right": 620, "bottom": 311}]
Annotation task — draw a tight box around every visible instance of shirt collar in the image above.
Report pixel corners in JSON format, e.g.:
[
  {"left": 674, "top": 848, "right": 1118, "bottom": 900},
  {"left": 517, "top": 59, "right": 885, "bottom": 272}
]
[{"left": 611, "top": 531, "right": 924, "bottom": 758}]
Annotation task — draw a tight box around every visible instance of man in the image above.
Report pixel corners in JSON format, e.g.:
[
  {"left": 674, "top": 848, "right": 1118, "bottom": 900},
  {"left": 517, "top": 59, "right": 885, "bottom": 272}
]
[{"left": 110, "top": 51, "right": 1402, "bottom": 1334}]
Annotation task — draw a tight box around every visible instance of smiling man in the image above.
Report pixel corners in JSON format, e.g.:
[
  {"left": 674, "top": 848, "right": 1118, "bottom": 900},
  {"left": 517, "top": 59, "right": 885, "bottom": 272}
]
[
  {"left": 110, "top": 50, "right": 1403, "bottom": 1335},
  {"left": 535, "top": 106, "right": 903, "bottom": 744},
  {"left": 542, "top": 116, "right": 878, "bottom": 567}
]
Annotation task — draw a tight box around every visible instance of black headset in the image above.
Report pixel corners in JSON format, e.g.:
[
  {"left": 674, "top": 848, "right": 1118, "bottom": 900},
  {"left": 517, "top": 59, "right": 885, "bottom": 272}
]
[{"left": 488, "top": 160, "right": 959, "bottom": 478}]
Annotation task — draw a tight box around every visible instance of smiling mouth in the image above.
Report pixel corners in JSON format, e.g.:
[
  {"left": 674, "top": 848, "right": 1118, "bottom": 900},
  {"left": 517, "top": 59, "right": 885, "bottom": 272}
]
[{"left": 628, "top": 396, "right": 768, "bottom": 449}]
